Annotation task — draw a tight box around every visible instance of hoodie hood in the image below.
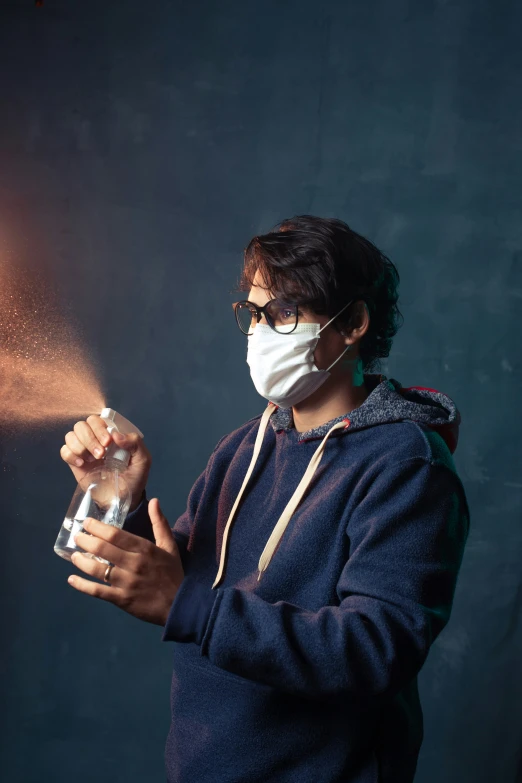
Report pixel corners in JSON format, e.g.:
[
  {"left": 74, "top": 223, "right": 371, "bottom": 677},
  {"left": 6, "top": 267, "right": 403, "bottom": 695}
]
[
  {"left": 212, "top": 372, "right": 463, "bottom": 587},
  {"left": 269, "top": 373, "right": 461, "bottom": 454}
]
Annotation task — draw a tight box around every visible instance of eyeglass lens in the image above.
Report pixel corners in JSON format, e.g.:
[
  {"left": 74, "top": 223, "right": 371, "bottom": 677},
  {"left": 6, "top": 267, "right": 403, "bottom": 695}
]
[{"left": 235, "top": 301, "right": 298, "bottom": 335}]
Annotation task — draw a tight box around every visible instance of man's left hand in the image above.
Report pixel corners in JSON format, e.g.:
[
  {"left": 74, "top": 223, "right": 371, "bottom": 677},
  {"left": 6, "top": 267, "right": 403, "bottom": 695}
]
[{"left": 68, "top": 498, "right": 184, "bottom": 627}]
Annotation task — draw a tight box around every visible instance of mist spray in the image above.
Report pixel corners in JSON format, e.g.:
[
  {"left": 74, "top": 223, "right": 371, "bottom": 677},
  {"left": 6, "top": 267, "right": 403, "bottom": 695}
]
[{"left": 54, "top": 409, "right": 144, "bottom": 563}]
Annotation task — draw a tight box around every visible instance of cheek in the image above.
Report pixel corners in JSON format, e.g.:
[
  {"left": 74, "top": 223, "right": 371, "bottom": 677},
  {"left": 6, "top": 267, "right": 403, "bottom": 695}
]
[
  {"left": 313, "top": 333, "right": 346, "bottom": 370},
  {"left": 312, "top": 341, "right": 327, "bottom": 369}
]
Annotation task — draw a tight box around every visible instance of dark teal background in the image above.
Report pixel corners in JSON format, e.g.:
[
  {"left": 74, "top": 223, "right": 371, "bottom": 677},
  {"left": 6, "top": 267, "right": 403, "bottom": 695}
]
[{"left": 1, "top": 1, "right": 521, "bottom": 781}]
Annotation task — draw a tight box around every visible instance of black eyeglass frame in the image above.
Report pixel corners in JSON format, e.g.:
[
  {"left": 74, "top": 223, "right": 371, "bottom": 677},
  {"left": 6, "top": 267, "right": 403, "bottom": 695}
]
[{"left": 233, "top": 299, "right": 299, "bottom": 336}]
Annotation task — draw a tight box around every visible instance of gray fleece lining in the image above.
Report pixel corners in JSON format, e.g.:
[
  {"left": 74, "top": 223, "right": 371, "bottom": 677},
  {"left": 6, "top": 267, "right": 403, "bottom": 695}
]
[{"left": 269, "top": 373, "right": 460, "bottom": 442}]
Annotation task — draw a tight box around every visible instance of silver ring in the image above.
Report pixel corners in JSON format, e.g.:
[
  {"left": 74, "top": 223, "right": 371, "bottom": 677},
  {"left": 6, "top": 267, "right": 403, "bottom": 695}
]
[{"left": 103, "top": 563, "right": 114, "bottom": 584}]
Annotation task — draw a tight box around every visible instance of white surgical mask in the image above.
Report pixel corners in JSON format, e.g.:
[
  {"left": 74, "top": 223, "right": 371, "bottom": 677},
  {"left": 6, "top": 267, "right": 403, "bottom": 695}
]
[{"left": 246, "top": 300, "right": 354, "bottom": 408}]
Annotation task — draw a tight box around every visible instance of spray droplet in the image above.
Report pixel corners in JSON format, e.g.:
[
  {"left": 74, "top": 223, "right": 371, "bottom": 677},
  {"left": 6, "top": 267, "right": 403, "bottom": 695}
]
[{"left": 0, "top": 253, "right": 106, "bottom": 431}]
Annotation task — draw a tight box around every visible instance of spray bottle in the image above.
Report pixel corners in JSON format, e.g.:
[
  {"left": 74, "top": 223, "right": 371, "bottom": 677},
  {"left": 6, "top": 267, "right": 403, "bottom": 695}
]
[{"left": 54, "top": 409, "right": 144, "bottom": 563}]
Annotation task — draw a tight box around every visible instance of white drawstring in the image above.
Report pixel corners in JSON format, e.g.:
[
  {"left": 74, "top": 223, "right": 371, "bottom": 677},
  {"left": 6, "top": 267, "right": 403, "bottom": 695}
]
[
  {"left": 212, "top": 404, "right": 349, "bottom": 588},
  {"left": 212, "top": 403, "right": 277, "bottom": 589},
  {"left": 257, "top": 419, "right": 347, "bottom": 579}
]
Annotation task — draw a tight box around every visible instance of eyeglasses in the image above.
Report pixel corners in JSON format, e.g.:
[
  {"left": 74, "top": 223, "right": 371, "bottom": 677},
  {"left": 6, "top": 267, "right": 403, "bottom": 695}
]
[{"left": 233, "top": 299, "right": 299, "bottom": 335}]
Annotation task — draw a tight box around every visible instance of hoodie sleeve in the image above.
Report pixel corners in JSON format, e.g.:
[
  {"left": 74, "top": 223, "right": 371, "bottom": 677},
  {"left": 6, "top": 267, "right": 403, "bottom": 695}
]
[
  {"left": 163, "top": 456, "right": 470, "bottom": 700},
  {"left": 124, "top": 435, "right": 228, "bottom": 569},
  {"left": 122, "top": 490, "right": 154, "bottom": 542}
]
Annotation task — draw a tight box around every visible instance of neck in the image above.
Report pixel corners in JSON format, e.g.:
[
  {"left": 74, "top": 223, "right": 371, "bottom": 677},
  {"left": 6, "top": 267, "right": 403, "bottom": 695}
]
[{"left": 292, "top": 360, "right": 370, "bottom": 433}]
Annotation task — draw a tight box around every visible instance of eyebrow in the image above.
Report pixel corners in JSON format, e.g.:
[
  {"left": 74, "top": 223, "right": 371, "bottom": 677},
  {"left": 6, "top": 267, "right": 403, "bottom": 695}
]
[
  {"left": 240, "top": 297, "right": 271, "bottom": 308},
  {"left": 232, "top": 299, "right": 267, "bottom": 310}
]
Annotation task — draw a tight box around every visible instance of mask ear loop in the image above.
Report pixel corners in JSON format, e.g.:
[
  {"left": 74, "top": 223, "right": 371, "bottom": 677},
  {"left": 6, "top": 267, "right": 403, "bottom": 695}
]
[
  {"left": 326, "top": 343, "right": 352, "bottom": 372},
  {"left": 317, "top": 299, "right": 355, "bottom": 371},
  {"left": 317, "top": 298, "right": 355, "bottom": 334}
]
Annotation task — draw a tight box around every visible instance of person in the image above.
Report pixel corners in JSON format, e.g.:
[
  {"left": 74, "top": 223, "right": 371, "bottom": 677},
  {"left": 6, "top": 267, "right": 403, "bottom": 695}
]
[{"left": 61, "top": 215, "right": 470, "bottom": 783}]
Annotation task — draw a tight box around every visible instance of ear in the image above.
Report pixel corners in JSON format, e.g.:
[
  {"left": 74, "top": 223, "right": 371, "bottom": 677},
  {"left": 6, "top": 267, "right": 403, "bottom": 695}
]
[
  {"left": 339, "top": 329, "right": 353, "bottom": 347},
  {"left": 348, "top": 300, "right": 371, "bottom": 341}
]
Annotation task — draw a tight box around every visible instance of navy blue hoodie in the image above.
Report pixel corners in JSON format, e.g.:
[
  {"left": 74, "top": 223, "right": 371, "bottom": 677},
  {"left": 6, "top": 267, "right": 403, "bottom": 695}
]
[{"left": 124, "top": 373, "right": 470, "bottom": 783}]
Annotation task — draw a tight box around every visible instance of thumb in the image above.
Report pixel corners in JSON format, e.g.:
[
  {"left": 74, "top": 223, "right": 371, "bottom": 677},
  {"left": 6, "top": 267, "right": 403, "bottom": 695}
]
[
  {"left": 148, "top": 498, "right": 178, "bottom": 555},
  {"left": 112, "top": 430, "right": 140, "bottom": 453}
]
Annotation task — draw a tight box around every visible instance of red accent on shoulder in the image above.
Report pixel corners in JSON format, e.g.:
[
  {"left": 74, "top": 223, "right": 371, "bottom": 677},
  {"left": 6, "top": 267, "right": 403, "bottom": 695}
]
[{"left": 400, "top": 385, "right": 441, "bottom": 394}]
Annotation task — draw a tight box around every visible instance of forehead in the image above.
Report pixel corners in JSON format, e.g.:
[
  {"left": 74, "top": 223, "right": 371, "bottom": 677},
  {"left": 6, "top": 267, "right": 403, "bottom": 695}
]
[{"left": 247, "top": 269, "right": 272, "bottom": 306}]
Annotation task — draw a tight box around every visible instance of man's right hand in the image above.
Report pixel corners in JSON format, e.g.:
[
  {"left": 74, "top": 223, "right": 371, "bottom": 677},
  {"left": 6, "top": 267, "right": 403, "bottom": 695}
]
[{"left": 60, "top": 414, "right": 152, "bottom": 512}]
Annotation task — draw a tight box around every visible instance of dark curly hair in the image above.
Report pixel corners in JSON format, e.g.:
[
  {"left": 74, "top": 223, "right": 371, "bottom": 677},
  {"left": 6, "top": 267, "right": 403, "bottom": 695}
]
[{"left": 239, "top": 214, "right": 404, "bottom": 373}]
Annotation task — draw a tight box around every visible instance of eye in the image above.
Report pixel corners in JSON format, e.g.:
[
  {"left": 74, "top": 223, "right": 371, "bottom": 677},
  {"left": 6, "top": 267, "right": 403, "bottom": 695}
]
[{"left": 265, "top": 300, "right": 298, "bottom": 331}]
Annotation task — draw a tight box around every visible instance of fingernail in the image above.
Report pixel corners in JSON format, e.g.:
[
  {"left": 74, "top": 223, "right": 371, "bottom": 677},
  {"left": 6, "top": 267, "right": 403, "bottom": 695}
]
[
  {"left": 75, "top": 458, "right": 84, "bottom": 467},
  {"left": 94, "top": 448, "right": 103, "bottom": 457}
]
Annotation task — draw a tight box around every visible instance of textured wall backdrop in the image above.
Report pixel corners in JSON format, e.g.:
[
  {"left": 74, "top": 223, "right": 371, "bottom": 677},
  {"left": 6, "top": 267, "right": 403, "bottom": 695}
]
[{"left": 0, "top": 1, "right": 521, "bottom": 781}]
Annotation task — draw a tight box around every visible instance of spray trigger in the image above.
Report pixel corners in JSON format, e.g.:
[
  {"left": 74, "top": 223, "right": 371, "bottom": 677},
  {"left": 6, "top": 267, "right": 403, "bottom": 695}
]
[
  {"left": 99, "top": 409, "right": 144, "bottom": 467},
  {"left": 100, "top": 408, "right": 144, "bottom": 439}
]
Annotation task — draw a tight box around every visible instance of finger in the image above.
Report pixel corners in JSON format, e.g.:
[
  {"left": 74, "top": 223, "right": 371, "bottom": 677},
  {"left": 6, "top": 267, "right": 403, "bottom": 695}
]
[
  {"left": 64, "top": 431, "right": 99, "bottom": 464},
  {"left": 74, "top": 529, "right": 139, "bottom": 571},
  {"left": 70, "top": 551, "right": 125, "bottom": 586},
  {"left": 73, "top": 420, "right": 106, "bottom": 460},
  {"left": 86, "top": 415, "right": 113, "bottom": 450},
  {"left": 81, "top": 517, "right": 148, "bottom": 555},
  {"left": 67, "top": 572, "right": 125, "bottom": 606},
  {"left": 111, "top": 430, "right": 141, "bottom": 454},
  {"left": 61, "top": 443, "right": 89, "bottom": 468},
  {"left": 149, "top": 498, "right": 178, "bottom": 555}
]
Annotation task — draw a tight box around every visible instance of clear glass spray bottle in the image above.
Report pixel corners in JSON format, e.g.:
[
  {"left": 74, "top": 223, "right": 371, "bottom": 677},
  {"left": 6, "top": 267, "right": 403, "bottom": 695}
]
[{"left": 54, "top": 409, "right": 144, "bottom": 563}]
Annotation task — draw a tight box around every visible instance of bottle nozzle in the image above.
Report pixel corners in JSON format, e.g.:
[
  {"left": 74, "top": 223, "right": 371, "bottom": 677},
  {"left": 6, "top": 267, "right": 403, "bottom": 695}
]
[
  {"left": 100, "top": 408, "right": 144, "bottom": 438},
  {"left": 99, "top": 408, "right": 144, "bottom": 467}
]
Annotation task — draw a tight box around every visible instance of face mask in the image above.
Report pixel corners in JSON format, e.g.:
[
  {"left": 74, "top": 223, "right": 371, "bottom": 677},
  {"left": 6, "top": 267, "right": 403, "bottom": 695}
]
[{"left": 246, "top": 300, "right": 355, "bottom": 408}]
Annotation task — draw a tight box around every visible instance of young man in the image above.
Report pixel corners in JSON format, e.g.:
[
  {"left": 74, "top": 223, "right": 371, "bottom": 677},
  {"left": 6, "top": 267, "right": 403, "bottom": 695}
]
[{"left": 63, "top": 215, "right": 470, "bottom": 783}]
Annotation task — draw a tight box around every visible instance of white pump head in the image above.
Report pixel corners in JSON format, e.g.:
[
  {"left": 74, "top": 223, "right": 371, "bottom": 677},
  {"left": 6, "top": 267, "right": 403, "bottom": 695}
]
[{"left": 99, "top": 408, "right": 144, "bottom": 468}]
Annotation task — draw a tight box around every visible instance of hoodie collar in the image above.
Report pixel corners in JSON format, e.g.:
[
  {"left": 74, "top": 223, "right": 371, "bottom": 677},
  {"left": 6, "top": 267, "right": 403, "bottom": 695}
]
[{"left": 269, "top": 373, "right": 461, "bottom": 454}]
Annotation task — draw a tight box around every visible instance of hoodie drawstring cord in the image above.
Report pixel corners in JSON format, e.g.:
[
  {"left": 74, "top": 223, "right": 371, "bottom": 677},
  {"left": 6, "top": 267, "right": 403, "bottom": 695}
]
[
  {"left": 212, "top": 403, "right": 277, "bottom": 589},
  {"left": 212, "top": 404, "right": 349, "bottom": 589},
  {"left": 257, "top": 419, "right": 347, "bottom": 579}
]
